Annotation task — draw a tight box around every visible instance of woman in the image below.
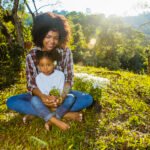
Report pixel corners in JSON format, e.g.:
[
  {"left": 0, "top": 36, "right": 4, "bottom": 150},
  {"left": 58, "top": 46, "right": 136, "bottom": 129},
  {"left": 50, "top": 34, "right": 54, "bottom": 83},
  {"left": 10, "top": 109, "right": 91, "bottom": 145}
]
[{"left": 6, "top": 12, "right": 93, "bottom": 131}]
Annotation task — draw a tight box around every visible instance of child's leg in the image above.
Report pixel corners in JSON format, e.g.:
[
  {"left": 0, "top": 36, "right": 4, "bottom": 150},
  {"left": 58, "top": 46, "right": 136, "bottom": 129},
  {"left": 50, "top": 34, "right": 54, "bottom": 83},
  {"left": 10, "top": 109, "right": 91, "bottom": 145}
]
[
  {"left": 30, "top": 96, "right": 55, "bottom": 122},
  {"left": 46, "top": 116, "right": 70, "bottom": 131},
  {"left": 31, "top": 96, "right": 70, "bottom": 131},
  {"left": 55, "top": 94, "right": 76, "bottom": 119}
]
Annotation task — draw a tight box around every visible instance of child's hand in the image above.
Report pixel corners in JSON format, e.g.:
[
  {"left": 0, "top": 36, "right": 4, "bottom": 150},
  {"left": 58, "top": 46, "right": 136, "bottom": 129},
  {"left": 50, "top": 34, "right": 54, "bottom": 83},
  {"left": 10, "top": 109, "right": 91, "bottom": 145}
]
[
  {"left": 57, "top": 96, "right": 63, "bottom": 105},
  {"left": 40, "top": 94, "right": 58, "bottom": 108},
  {"left": 49, "top": 88, "right": 64, "bottom": 106}
]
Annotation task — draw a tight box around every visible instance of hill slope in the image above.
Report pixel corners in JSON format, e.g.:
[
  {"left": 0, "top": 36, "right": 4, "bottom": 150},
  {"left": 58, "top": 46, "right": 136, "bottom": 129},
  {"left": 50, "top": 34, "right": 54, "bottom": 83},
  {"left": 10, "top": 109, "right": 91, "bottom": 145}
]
[
  {"left": 122, "top": 13, "right": 150, "bottom": 36},
  {"left": 0, "top": 65, "right": 150, "bottom": 149}
]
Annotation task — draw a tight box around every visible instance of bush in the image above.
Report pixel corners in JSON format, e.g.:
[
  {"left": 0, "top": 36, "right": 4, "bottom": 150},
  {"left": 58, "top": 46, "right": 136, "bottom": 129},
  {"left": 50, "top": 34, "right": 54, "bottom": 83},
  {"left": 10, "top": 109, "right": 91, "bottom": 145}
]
[{"left": 73, "top": 73, "right": 110, "bottom": 100}]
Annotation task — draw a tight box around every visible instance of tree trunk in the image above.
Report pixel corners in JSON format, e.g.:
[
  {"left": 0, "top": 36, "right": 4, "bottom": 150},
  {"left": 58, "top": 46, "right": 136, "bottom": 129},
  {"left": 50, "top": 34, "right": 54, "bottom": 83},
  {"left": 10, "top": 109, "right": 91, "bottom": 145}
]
[
  {"left": 12, "top": 0, "right": 24, "bottom": 48},
  {"left": 0, "top": 22, "right": 13, "bottom": 46}
]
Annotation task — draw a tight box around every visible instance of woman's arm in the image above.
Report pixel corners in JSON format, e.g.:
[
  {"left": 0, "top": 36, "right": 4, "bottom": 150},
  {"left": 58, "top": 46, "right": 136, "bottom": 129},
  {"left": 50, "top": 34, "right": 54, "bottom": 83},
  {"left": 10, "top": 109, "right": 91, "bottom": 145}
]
[
  {"left": 57, "top": 48, "right": 74, "bottom": 103},
  {"left": 63, "top": 48, "right": 74, "bottom": 89},
  {"left": 26, "top": 53, "right": 38, "bottom": 92}
]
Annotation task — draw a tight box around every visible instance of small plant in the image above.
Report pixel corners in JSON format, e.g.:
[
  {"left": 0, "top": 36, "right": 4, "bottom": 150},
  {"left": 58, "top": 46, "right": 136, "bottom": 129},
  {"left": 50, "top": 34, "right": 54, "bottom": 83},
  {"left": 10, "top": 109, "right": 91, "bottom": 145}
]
[
  {"left": 49, "top": 88, "right": 60, "bottom": 97},
  {"left": 49, "top": 88, "right": 63, "bottom": 103}
]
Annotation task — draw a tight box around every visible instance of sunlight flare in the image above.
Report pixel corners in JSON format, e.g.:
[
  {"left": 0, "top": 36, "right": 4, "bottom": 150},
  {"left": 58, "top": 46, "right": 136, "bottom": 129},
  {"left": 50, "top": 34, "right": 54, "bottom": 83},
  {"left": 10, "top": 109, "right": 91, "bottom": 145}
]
[{"left": 88, "top": 38, "right": 97, "bottom": 49}]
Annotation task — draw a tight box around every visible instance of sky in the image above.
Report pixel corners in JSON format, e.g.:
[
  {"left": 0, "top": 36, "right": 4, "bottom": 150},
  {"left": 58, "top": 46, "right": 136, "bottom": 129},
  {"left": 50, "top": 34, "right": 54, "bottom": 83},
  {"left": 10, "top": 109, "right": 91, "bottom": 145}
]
[{"left": 29, "top": 0, "right": 150, "bottom": 17}]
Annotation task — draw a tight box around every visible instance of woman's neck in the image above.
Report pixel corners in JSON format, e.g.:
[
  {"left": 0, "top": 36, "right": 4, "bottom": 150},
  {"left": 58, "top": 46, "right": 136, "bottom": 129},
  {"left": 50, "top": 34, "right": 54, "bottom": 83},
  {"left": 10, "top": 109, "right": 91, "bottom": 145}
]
[{"left": 42, "top": 47, "right": 54, "bottom": 51}]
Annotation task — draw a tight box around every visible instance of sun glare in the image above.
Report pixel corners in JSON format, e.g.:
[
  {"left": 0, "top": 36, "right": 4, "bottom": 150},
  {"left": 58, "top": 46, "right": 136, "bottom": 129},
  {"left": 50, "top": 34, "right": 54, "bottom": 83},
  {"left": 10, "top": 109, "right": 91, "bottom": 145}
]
[
  {"left": 29, "top": 0, "right": 149, "bottom": 17},
  {"left": 60, "top": 0, "right": 145, "bottom": 17},
  {"left": 90, "top": 38, "right": 96, "bottom": 45},
  {"left": 88, "top": 38, "right": 97, "bottom": 49}
]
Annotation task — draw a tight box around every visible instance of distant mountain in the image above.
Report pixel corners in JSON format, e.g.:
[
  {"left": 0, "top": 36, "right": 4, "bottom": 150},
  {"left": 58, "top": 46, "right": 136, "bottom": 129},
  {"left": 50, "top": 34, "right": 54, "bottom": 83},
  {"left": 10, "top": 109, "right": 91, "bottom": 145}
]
[{"left": 122, "top": 13, "right": 150, "bottom": 35}]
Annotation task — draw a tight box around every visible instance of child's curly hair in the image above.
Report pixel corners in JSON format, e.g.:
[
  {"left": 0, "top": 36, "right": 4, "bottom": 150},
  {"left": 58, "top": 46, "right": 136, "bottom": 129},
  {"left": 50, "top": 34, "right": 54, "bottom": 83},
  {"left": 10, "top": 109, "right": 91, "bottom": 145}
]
[
  {"left": 32, "top": 12, "right": 71, "bottom": 49},
  {"left": 36, "top": 50, "right": 61, "bottom": 64}
]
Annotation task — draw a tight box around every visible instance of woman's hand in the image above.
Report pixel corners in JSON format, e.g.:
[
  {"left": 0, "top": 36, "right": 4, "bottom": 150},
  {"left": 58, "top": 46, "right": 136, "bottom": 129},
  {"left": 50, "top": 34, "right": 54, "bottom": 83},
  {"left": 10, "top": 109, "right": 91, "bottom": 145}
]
[{"left": 40, "top": 94, "right": 58, "bottom": 108}]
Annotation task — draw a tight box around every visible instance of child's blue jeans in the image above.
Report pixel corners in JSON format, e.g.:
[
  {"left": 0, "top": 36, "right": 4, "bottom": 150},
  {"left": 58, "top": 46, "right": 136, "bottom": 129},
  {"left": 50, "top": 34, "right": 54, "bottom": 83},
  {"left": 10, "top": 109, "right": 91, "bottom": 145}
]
[{"left": 6, "top": 90, "right": 93, "bottom": 122}]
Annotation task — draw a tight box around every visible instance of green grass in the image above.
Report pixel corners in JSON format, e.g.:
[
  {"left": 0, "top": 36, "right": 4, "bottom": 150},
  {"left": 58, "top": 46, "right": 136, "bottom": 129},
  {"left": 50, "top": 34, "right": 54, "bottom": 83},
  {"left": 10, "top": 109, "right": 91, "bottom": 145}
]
[{"left": 0, "top": 65, "right": 150, "bottom": 149}]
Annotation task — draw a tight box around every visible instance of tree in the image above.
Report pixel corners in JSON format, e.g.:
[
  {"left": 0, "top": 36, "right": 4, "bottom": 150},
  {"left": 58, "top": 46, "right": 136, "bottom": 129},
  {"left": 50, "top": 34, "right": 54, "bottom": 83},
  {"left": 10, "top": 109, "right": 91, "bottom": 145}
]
[
  {"left": 67, "top": 12, "right": 149, "bottom": 72},
  {"left": 70, "top": 23, "right": 87, "bottom": 63},
  {"left": 0, "top": 0, "right": 24, "bottom": 47}
]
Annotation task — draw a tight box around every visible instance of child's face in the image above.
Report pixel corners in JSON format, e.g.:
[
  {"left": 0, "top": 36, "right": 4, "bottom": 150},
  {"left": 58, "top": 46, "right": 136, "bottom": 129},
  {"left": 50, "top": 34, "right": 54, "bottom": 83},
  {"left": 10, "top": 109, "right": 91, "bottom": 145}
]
[{"left": 38, "top": 57, "right": 54, "bottom": 75}]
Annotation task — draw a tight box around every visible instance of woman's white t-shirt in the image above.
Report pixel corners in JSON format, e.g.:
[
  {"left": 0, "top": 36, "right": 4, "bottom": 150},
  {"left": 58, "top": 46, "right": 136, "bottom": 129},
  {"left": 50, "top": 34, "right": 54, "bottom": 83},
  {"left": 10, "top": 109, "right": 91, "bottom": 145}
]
[{"left": 36, "top": 70, "right": 65, "bottom": 95}]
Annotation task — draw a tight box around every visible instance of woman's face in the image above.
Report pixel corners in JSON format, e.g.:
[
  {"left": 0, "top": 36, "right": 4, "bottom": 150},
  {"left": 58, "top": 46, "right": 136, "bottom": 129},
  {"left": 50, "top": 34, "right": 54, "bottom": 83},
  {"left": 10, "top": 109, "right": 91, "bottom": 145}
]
[{"left": 42, "top": 31, "right": 59, "bottom": 51}]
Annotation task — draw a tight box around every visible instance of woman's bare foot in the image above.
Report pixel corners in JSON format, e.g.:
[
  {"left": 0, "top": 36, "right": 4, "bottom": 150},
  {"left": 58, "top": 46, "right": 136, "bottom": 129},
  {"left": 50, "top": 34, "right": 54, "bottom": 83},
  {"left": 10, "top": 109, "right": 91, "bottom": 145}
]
[
  {"left": 49, "top": 117, "right": 70, "bottom": 131},
  {"left": 45, "top": 122, "right": 52, "bottom": 131},
  {"left": 63, "top": 112, "right": 83, "bottom": 122},
  {"left": 23, "top": 115, "right": 35, "bottom": 124}
]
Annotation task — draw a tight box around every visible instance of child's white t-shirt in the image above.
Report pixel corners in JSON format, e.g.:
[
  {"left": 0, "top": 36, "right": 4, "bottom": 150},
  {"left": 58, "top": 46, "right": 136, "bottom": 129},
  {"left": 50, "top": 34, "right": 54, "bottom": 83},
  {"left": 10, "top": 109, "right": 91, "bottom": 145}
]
[{"left": 36, "top": 70, "right": 65, "bottom": 95}]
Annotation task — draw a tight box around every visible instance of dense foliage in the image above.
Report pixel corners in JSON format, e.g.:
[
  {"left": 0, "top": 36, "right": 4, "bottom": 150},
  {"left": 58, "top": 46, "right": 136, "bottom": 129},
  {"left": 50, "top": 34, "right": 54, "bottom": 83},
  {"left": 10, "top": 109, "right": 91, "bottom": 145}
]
[
  {"left": 66, "top": 12, "right": 150, "bottom": 73},
  {"left": 0, "top": 1, "right": 31, "bottom": 89}
]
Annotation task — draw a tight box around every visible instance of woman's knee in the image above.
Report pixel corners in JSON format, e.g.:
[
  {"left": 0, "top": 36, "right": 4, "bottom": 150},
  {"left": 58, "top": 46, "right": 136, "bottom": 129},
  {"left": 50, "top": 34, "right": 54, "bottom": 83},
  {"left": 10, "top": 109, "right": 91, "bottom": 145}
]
[
  {"left": 65, "top": 94, "right": 76, "bottom": 105},
  {"left": 86, "top": 94, "right": 93, "bottom": 107},
  {"left": 6, "top": 93, "right": 31, "bottom": 110},
  {"left": 6, "top": 96, "right": 15, "bottom": 109}
]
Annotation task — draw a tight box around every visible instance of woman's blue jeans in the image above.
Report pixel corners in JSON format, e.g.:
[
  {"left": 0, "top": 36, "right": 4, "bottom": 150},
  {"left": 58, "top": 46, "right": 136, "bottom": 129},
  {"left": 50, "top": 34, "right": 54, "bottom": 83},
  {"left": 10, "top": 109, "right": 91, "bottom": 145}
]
[{"left": 6, "top": 90, "right": 93, "bottom": 122}]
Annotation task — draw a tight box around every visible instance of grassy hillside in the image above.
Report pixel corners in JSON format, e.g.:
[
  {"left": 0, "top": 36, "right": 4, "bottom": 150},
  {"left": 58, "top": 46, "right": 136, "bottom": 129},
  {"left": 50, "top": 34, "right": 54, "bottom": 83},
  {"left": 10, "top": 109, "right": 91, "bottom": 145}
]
[{"left": 0, "top": 65, "right": 150, "bottom": 149}]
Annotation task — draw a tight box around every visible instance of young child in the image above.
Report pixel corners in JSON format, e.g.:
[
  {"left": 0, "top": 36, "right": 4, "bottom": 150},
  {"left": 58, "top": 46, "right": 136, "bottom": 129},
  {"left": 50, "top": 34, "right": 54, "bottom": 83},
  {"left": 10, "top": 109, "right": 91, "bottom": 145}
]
[
  {"left": 36, "top": 50, "right": 80, "bottom": 130},
  {"left": 36, "top": 50, "right": 65, "bottom": 102}
]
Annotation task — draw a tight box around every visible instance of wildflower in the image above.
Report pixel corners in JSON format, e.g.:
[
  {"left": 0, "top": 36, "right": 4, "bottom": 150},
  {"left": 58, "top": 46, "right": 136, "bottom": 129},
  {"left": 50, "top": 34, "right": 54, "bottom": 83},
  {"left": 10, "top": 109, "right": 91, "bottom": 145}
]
[{"left": 75, "top": 73, "right": 110, "bottom": 89}]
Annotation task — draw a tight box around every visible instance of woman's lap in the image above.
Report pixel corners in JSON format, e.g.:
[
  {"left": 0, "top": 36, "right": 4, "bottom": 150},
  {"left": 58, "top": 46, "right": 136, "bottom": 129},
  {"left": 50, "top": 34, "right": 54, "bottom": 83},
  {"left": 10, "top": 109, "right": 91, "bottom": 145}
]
[{"left": 6, "top": 90, "right": 93, "bottom": 115}]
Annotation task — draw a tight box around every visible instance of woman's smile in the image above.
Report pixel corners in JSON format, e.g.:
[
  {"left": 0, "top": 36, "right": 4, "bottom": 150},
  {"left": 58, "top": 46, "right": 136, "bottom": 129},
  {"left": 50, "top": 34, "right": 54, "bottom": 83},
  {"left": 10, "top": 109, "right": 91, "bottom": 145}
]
[{"left": 42, "top": 31, "right": 59, "bottom": 51}]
